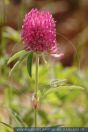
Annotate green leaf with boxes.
[9,61,20,76]
[42,85,84,98]
[66,85,84,90]
[11,111,27,127]
[27,52,33,77]
[0,122,13,132]
[8,50,27,64]
[49,79,67,88]
[9,51,28,76]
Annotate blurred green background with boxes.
[0,0,88,131]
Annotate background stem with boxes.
[35,54,39,127]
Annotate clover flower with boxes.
[21,8,63,58]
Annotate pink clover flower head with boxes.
[21,8,64,58]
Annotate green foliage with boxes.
[2,27,21,42]
[8,50,28,64]
[0,26,88,128]
[27,53,33,77]
[8,50,29,76]
[0,122,13,132]
[1,61,87,127]
[11,111,27,127]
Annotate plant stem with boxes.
[35,54,39,127]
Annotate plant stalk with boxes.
[35,54,39,127]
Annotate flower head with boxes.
[21,8,63,58]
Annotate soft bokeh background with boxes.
[0,0,88,130]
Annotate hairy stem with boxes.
[35,54,39,127]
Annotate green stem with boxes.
[35,54,39,127]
